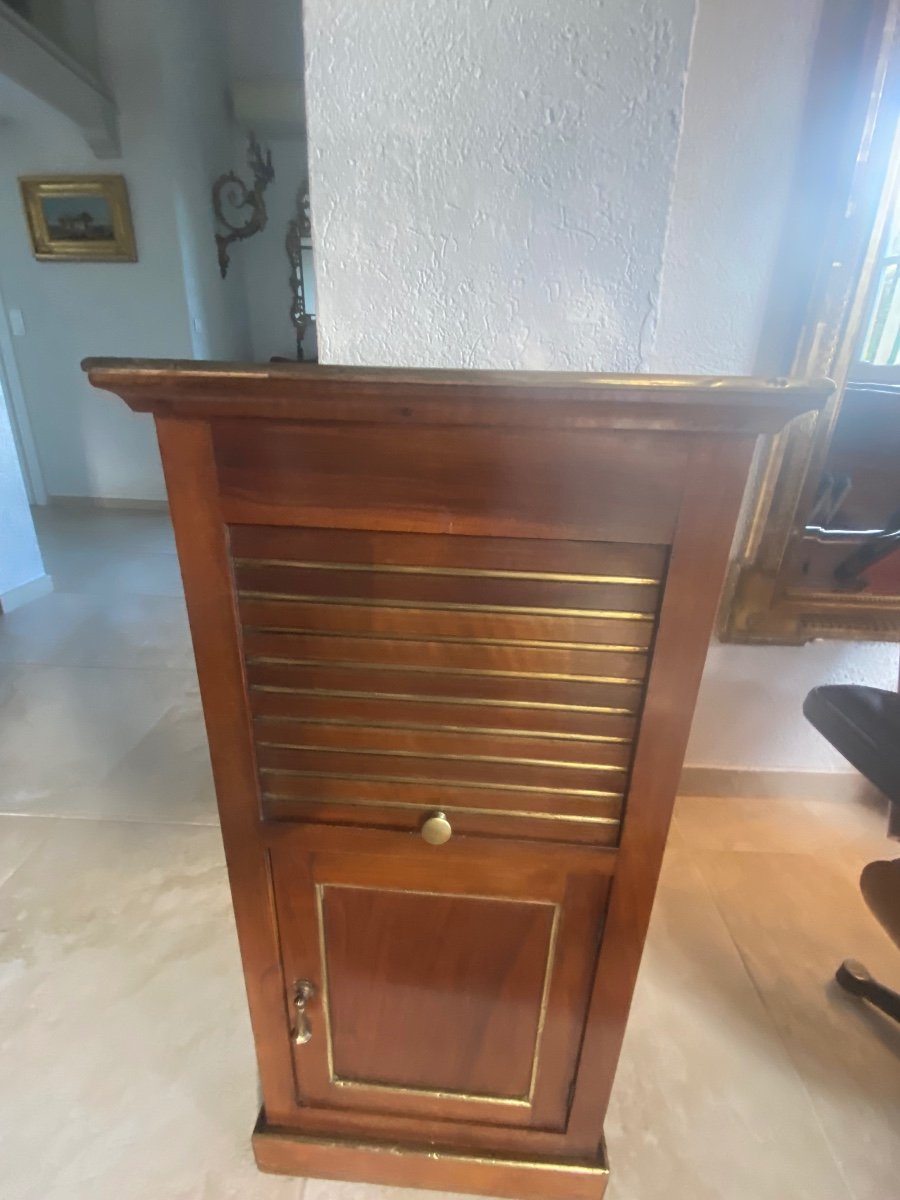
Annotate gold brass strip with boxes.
[260,767,623,800]
[247,656,644,686]
[255,1131,610,1176]
[321,881,564,905]
[235,556,661,587]
[315,882,561,1106]
[246,625,650,654]
[527,905,560,1102]
[238,591,656,622]
[330,1076,530,1106]
[315,884,337,1088]
[254,714,632,745]
[256,739,628,773]
[266,792,621,825]
[265,793,621,825]
[251,683,635,715]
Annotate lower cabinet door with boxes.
[268,828,613,1131]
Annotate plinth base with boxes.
[252,1112,609,1200]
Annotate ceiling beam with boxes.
[0,5,119,158]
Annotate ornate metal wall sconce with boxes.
[212,132,274,279]
[286,186,316,360]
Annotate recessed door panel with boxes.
[321,886,556,1099]
[268,830,612,1130]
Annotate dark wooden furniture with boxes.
[84,361,830,1200]
[805,680,900,1022]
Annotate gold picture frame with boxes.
[19,174,137,263]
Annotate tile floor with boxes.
[2,506,899,1200]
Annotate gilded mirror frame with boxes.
[721,0,900,644]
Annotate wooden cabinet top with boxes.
[83,359,832,434]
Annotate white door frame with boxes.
[0,281,47,505]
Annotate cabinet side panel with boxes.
[153,416,296,1122]
[566,435,757,1148]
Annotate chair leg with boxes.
[835,959,900,1024]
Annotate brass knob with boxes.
[421,811,452,845]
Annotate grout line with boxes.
[0,659,199,675]
[0,809,220,829]
[0,815,62,894]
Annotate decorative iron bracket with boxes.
[212,132,274,279]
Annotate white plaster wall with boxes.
[0,0,250,500]
[156,0,252,362]
[28,0,102,75]
[238,133,315,362]
[223,0,312,361]
[224,0,307,80]
[304,0,696,370]
[651,0,900,772]
[653,0,823,374]
[0,73,182,500]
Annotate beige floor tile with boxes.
[604,846,850,1200]
[693,848,900,1200]
[0,661,20,706]
[0,592,97,665]
[44,545,184,597]
[0,589,192,668]
[303,1182,477,1200]
[0,664,198,808]
[32,508,181,598]
[19,699,218,826]
[0,817,303,1200]
[661,807,685,847]
[32,506,176,558]
[0,814,59,891]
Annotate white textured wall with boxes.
[303,0,900,779]
[304,0,696,370]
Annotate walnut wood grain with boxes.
[228,524,667,578]
[320,888,554,1097]
[215,423,686,542]
[249,686,640,741]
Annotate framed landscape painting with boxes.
[19,175,137,262]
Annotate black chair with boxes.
[804,684,900,1024]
